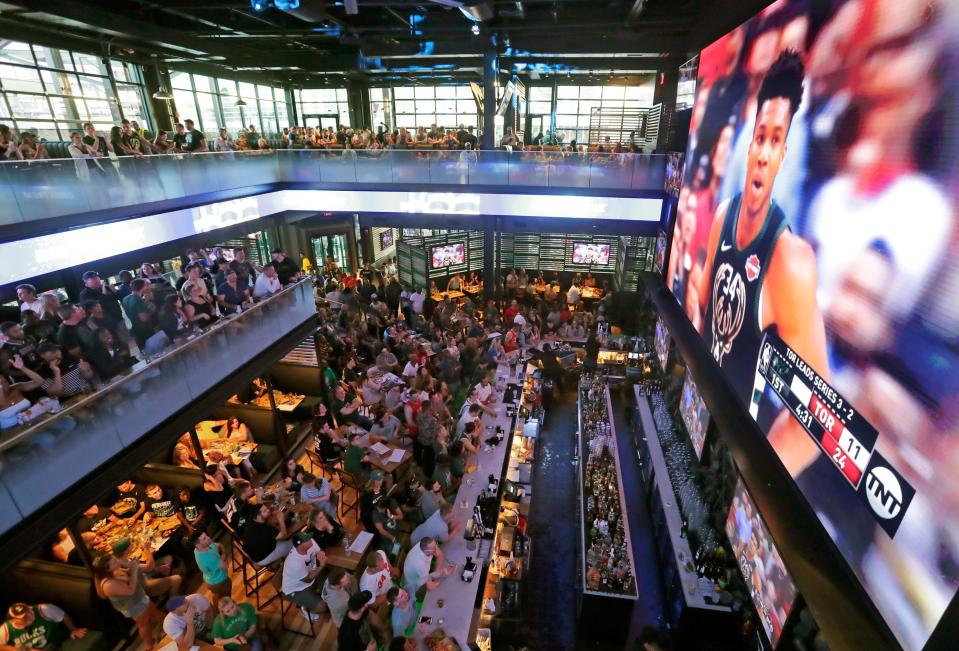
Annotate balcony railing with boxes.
[0,278,317,536]
[0,149,667,226]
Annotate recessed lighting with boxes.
[471,24,480,35]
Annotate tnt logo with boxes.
[858,453,915,538]
[865,466,902,519]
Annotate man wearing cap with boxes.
[337,591,375,651]
[271,249,299,286]
[162,594,213,651]
[0,602,87,650]
[402,537,453,597]
[280,532,329,621]
[78,271,125,335]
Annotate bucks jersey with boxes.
[703,192,788,404]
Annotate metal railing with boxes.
[0,278,316,535]
[0,149,667,226]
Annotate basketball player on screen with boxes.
[693,51,827,477]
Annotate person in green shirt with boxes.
[121,279,156,347]
[211,598,262,651]
[192,531,231,609]
[343,430,372,481]
[0,603,87,650]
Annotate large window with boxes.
[294,88,349,128]
[553,82,654,144]
[676,55,699,110]
[0,40,151,141]
[371,86,478,131]
[171,70,289,137]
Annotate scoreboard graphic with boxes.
[751,331,916,538]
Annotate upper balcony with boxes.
[0,149,668,232]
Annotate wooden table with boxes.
[581,287,604,300]
[366,442,412,475]
[462,284,482,295]
[431,290,465,302]
[201,438,257,465]
[250,390,305,412]
[322,524,374,572]
[88,514,181,560]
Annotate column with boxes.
[482,48,498,150]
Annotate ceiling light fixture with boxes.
[471,24,480,35]
[235,97,248,106]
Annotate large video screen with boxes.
[654,318,670,372]
[726,478,798,648]
[664,151,684,196]
[430,242,465,268]
[679,369,709,459]
[572,242,610,265]
[669,1,959,648]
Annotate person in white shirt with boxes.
[567,284,581,304]
[16,284,44,315]
[358,550,396,607]
[162,594,213,651]
[281,532,328,621]
[401,353,420,379]
[473,375,495,406]
[410,288,426,315]
[252,263,282,298]
[402,537,452,595]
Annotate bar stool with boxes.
[334,467,362,521]
[305,448,342,482]
[270,567,318,637]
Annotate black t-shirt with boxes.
[56,323,86,353]
[1,337,41,370]
[274,257,298,285]
[242,520,279,561]
[111,483,146,519]
[82,135,108,155]
[217,281,248,309]
[177,490,205,526]
[77,507,110,534]
[173,132,188,150]
[79,286,124,325]
[111,137,130,156]
[337,614,368,651]
[146,489,177,519]
[183,129,205,152]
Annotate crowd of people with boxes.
[0,246,303,431]
[1,116,656,165]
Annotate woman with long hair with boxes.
[92,554,164,648]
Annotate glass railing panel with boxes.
[0,485,21,533]
[5,158,97,222]
[0,279,316,534]
[547,153,590,188]
[1,387,128,519]
[317,151,358,183]
[354,150,394,183]
[276,149,322,183]
[427,150,469,185]
[466,150,508,185]
[0,152,667,229]
[508,153,549,187]
[631,154,666,191]
[390,150,431,184]
[587,154,635,189]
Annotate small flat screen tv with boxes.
[430,242,465,268]
[379,230,394,249]
[726,478,798,649]
[679,369,709,459]
[571,242,610,266]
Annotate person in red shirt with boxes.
[503,300,520,327]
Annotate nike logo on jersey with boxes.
[720,241,733,252]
